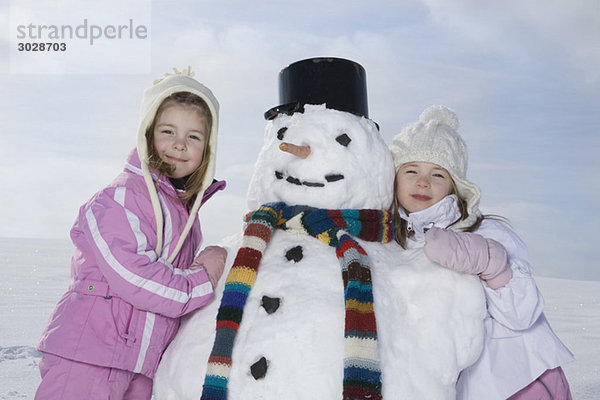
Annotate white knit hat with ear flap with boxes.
[137,68,220,262]
[390,105,481,230]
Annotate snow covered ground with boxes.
[1,237,598,399]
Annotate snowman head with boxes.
[247,104,394,210]
[248,58,394,210]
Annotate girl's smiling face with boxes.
[153,104,208,179]
[396,161,453,213]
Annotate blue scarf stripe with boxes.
[340,209,360,220]
[340,210,362,236]
[210,328,238,358]
[202,386,227,399]
[279,204,310,219]
[346,329,378,339]
[223,282,252,295]
[303,210,337,235]
[344,366,382,383]
[204,375,228,388]
[219,290,251,308]
[345,283,374,303]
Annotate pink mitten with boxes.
[190,245,227,288]
[424,227,512,289]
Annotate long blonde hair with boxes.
[145,91,212,203]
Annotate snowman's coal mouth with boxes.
[275,171,344,187]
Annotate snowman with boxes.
[154,58,486,400]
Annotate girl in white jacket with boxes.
[389,105,574,399]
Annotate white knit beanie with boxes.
[390,105,481,229]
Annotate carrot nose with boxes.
[279,142,311,159]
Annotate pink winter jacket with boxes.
[38,149,225,378]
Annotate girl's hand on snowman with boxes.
[190,245,227,288]
[424,227,512,289]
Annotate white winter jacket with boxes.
[400,195,574,399]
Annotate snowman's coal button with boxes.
[261,295,280,314]
[285,246,303,262]
[250,356,268,380]
[275,171,284,180]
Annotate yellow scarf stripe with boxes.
[346,298,375,313]
[225,266,257,285]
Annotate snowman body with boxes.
[154,105,486,399]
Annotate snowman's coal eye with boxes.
[277,127,287,140]
[336,133,351,147]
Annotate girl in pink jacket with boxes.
[36,69,227,400]
[390,105,573,399]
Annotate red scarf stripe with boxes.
[358,210,381,241]
[231,248,264,272]
[243,222,273,242]
[327,209,347,228]
[208,355,232,366]
[216,320,239,330]
[343,386,382,399]
[336,238,368,258]
[346,309,377,332]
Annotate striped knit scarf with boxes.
[201,202,393,400]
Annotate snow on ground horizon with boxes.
[1,237,598,399]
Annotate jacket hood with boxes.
[137,71,220,262]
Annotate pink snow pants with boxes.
[35,353,153,400]
[508,367,572,400]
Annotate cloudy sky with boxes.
[1,0,598,280]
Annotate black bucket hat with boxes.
[264,57,370,121]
